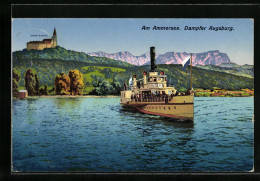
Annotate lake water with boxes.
[12,97,254,172]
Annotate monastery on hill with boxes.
[27,28,57,50]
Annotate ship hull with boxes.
[121,102,194,121]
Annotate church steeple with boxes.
[52,28,57,47]
[53,28,56,36]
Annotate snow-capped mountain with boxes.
[87,50,231,66]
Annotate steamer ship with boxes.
[120,47,194,121]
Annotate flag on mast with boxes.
[182,56,191,70]
[129,76,133,87]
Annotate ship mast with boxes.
[190,53,193,90]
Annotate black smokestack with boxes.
[150,46,157,72]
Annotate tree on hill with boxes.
[39,85,48,95]
[101,68,113,79]
[92,75,105,87]
[69,69,84,95]
[25,69,39,96]
[12,68,21,97]
[111,79,122,95]
[54,73,70,95]
[87,66,95,73]
[95,80,115,95]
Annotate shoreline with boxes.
[20,95,254,98]
[30,95,120,98]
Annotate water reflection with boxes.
[24,98,40,125]
[52,97,85,122]
[54,97,83,110]
[119,104,196,166]
[26,98,39,111]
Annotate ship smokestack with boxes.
[150,47,157,72]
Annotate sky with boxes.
[12,18,254,65]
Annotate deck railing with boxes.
[129,91,192,103]
[130,95,172,103]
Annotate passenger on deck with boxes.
[136,94,139,102]
[185,89,191,95]
[134,94,137,102]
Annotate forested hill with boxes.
[196,63,254,78]
[12,46,133,67]
[13,58,254,95]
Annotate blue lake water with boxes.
[12,97,254,172]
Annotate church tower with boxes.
[52,28,57,47]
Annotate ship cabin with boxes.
[120,70,177,104]
[132,71,177,96]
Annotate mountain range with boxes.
[12,46,253,93]
[88,50,231,66]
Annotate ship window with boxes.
[154,78,157,82]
